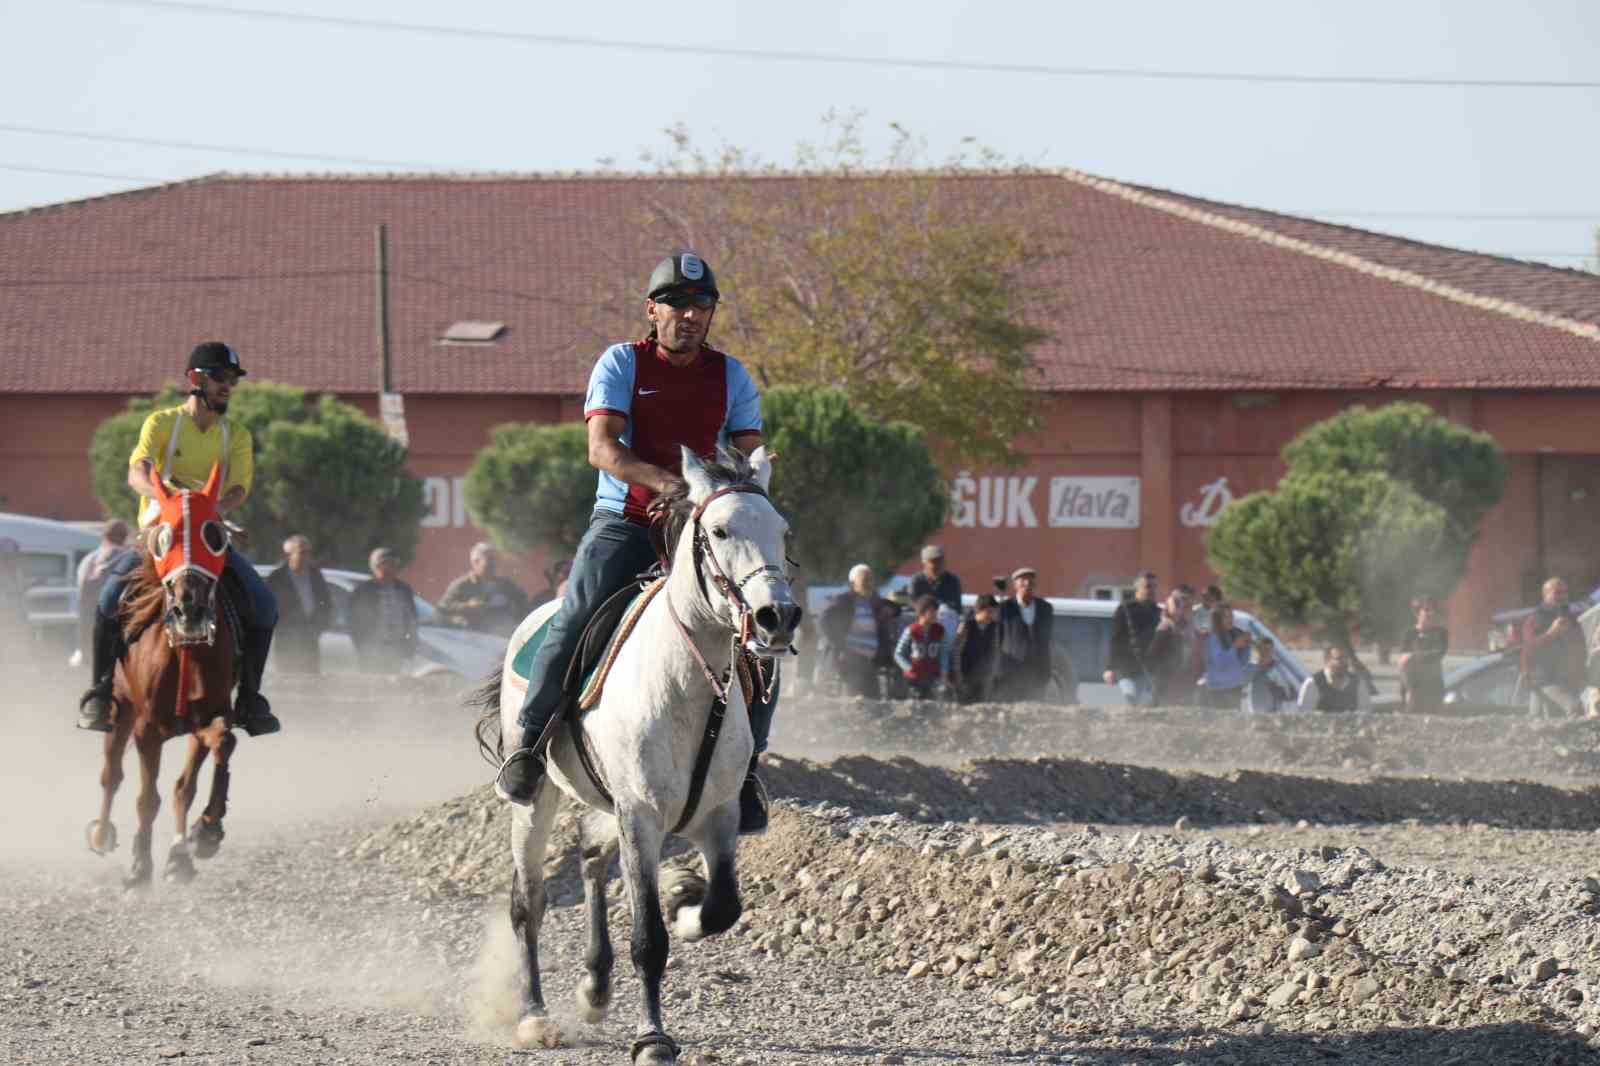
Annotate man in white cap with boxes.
[908,544,962,615]
[996,566,1056,701]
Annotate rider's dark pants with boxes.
[98,547,277,628]
[515,511,658,737]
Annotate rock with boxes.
[1174,816,1190,832]
[1267,981,1302,1008]
[1194,863,1218,884]
[156,1049,184,1060]
[1565,987,1585,1005]
[1226,995,1262,1021]
[955,838,982,859]
[1285,870,1322,895]
[1287,937,1322,963]
[1531,958,1560,984]
[907,960,930,978]
[865,1016,891,1030]
[1008,994,1039,1012]
[1348,977,1381,1005]
[954,943,982,964]
[1261,885,1302,916]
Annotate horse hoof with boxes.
[164,851,196,884]
[575,977,610,1023]
[514,1013,564,1049]
[189,819,225,860]
[85,819,118,856]
[630,1032,679,1065]
[660,866,706,915]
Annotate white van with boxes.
[0,513,104,647]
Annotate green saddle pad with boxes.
[511,607,558,682]
[509,580,649,695]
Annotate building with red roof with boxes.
[3,170,1597,643]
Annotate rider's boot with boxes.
[495,701,558,805]
[234,624,282,737]
[738,754,769,835]
[76,612,124,732]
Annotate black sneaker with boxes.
[236,694,282,737]
[737,768,769,835]
[495,748,545,804]
[77,689,113,733]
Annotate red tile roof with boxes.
[2,171,1596,395]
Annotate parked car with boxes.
[1,512,104,652]
[257,565,505,683]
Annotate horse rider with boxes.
[77,341,282,738]
[496,252,777,833]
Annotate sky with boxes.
[2,0,1597,271]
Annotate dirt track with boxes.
[7,666,1600,1065]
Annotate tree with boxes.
[761,384,947,583]
[89,383,426,569]
[463,423,594,558]
[1281,402,1506,539]
[1208,471,1459,652]
[463,385,947,584]
[597,113,1066,466]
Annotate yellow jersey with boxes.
[129,405,254,526]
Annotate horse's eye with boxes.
[712,527,729,539]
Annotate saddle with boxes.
[569,576,666,711]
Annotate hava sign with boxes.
[950,473,1141,529]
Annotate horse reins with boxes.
[658,482,790,834]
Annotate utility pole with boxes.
[375,223,407,446]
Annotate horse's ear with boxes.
[149,471,172,505]
[746,445,773,492]
[201,462,223,501]
[680,446,715,502]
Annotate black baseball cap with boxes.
[187,341,247,377]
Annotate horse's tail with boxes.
[468,665,505,767]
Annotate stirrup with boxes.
[494,747,546,805]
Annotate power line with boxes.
[98,0,1600,90]
[0,122,431,167]
[0,162,166,181]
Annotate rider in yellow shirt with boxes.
[78,342,282,737]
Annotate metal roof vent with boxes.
[439,320,507,345]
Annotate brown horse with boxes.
[86,465,240,887]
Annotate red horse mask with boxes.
[146,463,229,584]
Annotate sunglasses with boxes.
[653,290,717,310]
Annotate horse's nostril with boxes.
[786,604,804,629]
[754,605,780,632]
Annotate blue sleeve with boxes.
[585,344,635,420]
[893,628,913,674]
[724,356,762,435]
[938,632,952,678]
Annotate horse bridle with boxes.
[665,482,793,702]
[160,569,221,648]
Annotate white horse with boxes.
[474,446,800,1065]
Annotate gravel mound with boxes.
[341,749,1600,1062]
